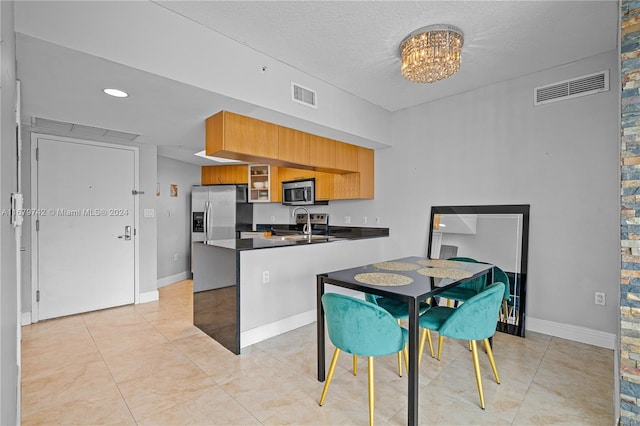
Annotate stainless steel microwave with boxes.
[282,178,315,206]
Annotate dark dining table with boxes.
[316,256,494,426]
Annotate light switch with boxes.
[144,208,155,218]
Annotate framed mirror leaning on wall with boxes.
[427,205,530,337]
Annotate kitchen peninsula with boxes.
[192,226,389,354]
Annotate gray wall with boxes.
[156,156,200,282]
[0,1,18,423]
[381,50,619,334]
[136,144,158,296]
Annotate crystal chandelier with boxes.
[400,24,464,84]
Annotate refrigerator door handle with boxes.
[203,201,209,240]
[205,201,213,240]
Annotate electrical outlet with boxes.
[344,216,351,224]
[362,216,368,224]
[375,217,381,225]
[262,271,270,283]
[595,292,606,306]
[271,215,275,222]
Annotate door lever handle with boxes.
[118,226,132,240]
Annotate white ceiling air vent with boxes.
[31,117,139,142]
[292,82,317,108]
[534,70,609,106]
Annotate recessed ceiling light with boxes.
[103,88,129,98]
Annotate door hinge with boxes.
[36,219,39,231]
[36,290,40,302]
[134,228,137,236]
[35,147,39,161]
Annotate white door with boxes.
[34,135,136,320]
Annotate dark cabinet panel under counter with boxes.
[192,242,240,354]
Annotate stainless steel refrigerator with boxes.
[191,185,253,243]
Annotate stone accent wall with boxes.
[622,1,640,424]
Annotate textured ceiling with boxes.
[15,1,620,165]
[156,1,619,111]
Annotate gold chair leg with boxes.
[403,345,409,373]
[502,300,508,322]
[437,335,443,361]
[418,329,435,366]
[319,348,340,406]
[368,356,375,426]
[484,338,500,384]
[418,329,426,366]
[427,330,434,358]
[470,340,485,409]
[396,319,403,377]
[353,355,358,376]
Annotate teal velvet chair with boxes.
[429,262,511,357]
[357,294,431,376]
[438,257,512,323]
[320,293,408,426]
[436,257,486,304]
[417,282,505,409]
[491,266,512,322]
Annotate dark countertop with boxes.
[197,224,389,251]
[256,223,389,239]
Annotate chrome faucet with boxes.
[292,207,311,236]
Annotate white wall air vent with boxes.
[534,70,609,106]
[292,83,317,108]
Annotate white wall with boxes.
[0,1,18,423]
[156,156,200,284]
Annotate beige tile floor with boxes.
[21,280,615,425]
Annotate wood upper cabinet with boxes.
[357,147,374,199]
[202,111,374,200]
[270,166,281,202]
[278,167,315,183]
[278,127,309,164]
[314,171,334,201]
[335,141,359,173]
[333,147,374,200]
[201,165,248,185]
[309,135,336,169]
[206,111,278,161]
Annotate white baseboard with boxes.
[21,312,31,326]
[526,316,616,349]
[139,290,159,304]
[241,309,316,349]
[157,271,191,288]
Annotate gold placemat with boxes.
[417,268,473,279]
[417,259,463,268]
[354,272,414,286]
[372,261,420,271]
